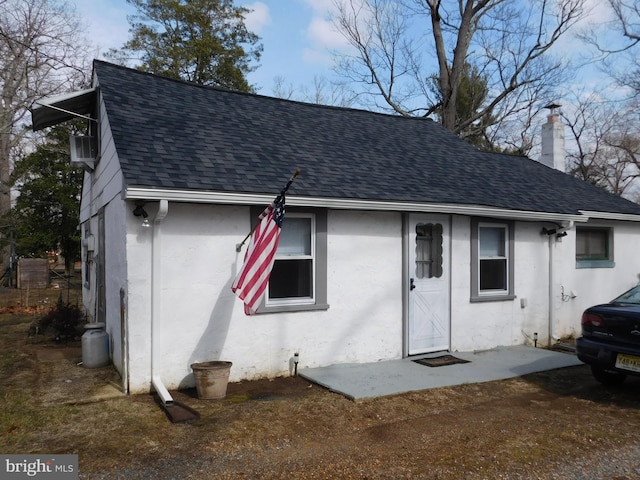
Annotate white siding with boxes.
[79,87,128,378]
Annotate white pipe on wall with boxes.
[548,233,555,347]
[150,200,171,405]
[549,220,574,347]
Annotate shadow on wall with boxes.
[179,259,240,389]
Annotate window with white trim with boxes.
[471,219,515,301]
[253,207,328,313]
[268,214,315,304]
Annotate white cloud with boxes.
[302,47,335,68]
[582,0,615,26]
[307,16,348,49]
[243,2,271,33]
[304,0,339,15]
[73,0,134,56]
[301,0,353,68]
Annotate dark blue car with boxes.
[576,284,640,385]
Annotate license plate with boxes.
[615,353,640,373]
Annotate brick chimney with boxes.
[540,103,565,171]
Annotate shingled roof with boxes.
[93,60,640,217]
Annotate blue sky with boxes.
[71,0,620,103]
[72,0,345,95]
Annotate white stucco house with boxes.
[32,61,640,396]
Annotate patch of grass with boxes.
[0,390,65,451]
[0,350,23,377]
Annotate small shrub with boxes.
[29,296,85,342]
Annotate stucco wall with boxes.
[449,218,551,351]
[449,218,640,352]
[119,205,640,393]
[555,221,640,339]
[125,204,403,393]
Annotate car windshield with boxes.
[612,285,640,304]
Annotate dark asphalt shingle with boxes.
[94,60,640,216]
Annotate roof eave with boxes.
[124,186,589,223]
[578,210,640,222]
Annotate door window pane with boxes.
[415,223,443,279]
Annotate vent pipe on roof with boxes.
[540,103,566,171]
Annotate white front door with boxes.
[407,214,450,355]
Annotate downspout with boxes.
[548,221,574,347]
[548,233,556,348]
[150,200,172,405]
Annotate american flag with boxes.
[232,194,286,315]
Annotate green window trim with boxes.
[575,227,614,268]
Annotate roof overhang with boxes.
[31,88,97,131]
[124,186,593,224]
[578,210,640,222]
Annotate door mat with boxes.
[413,355,471,367]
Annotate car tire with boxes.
[591,366,627,386]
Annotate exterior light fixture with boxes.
[133,202,150,228]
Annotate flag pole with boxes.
[235,168,301,252]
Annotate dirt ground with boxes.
[2,293,640,479]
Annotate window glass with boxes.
[480,259,507,290]
[576,228,608,260]
[269,259,313,298]
[479,227,505,257]
[277,218,311,256]
[479,225,507,292]
[268,214,315,303]
[471,220,513,300]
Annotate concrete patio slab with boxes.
[299,345,583,401]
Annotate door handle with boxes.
[410,278,416,291]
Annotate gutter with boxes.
[125,187,590,224]
[150,200,172,405]
[578,210,640,222]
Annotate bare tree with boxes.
[271,75,356,107]
[0,0,89,269]
[271,76,296,100]
[0,0,89,215]
[604,0,640,95]
[564,92,640,198]
[299,76,356,107]
[579,1,640,98]
[331,0,586,147]
[607,0,640,45]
